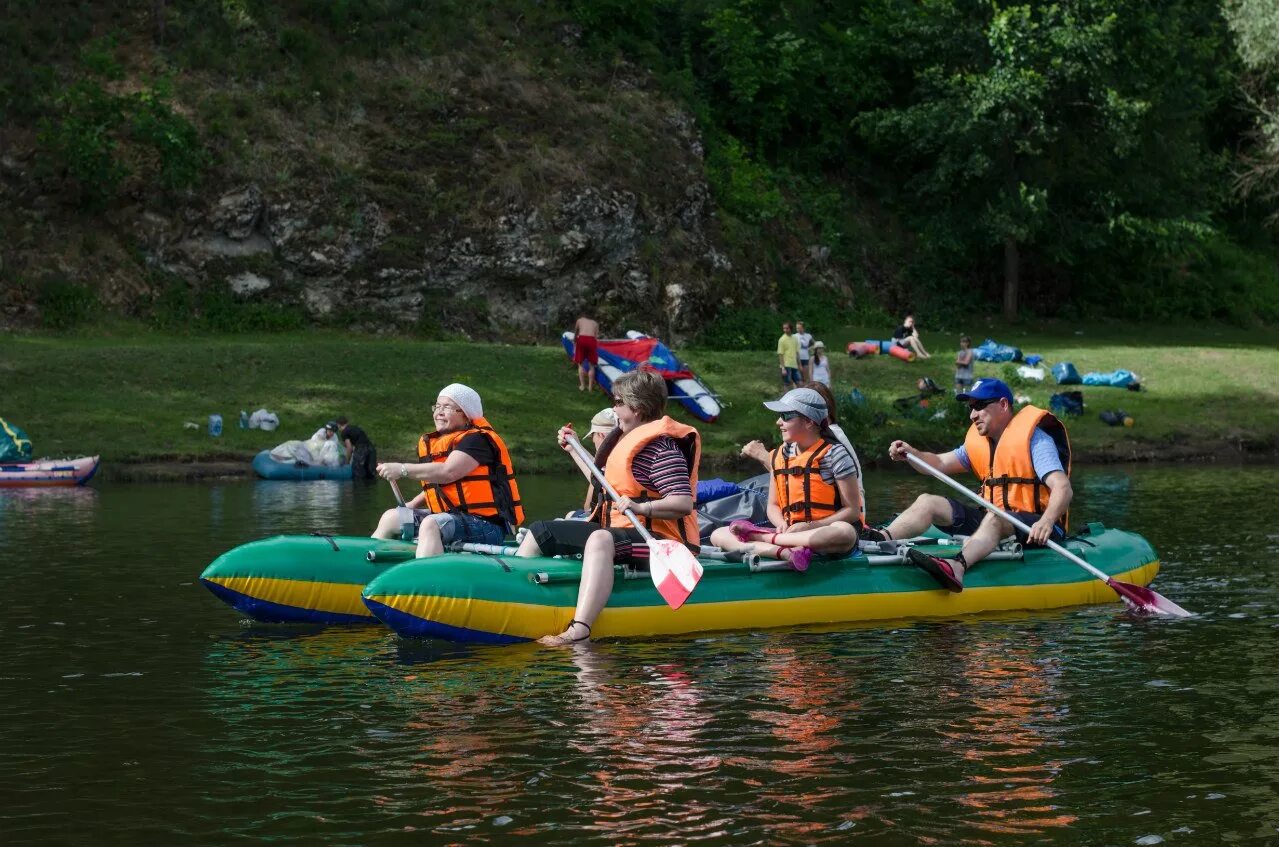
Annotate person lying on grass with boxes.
[709,388,860,572]
[516,368,700,646]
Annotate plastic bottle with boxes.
[239,410,248,429]
[208,414,223,437]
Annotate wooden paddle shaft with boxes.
[904,452,1112,584]
[564,434,660,547]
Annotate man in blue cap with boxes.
[866,378,1073,592]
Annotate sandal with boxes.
[538,619,592,646]
[906,549,964,592]
[785,546,813,573]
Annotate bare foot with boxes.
[538,620,592,646]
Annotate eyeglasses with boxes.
[968,398,998,412]
[612,398,628,408]
[778,411,803,421]
[432,403,463,414]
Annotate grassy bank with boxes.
[3,321,1278,477]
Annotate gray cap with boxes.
[763,388,828,423]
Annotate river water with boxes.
[1,465,1277,845]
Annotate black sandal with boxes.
[539,619,592,646]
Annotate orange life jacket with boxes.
[591,416,700,547]
[771,438,843,526]
[417,417,524,529]
[963,405,1071,529]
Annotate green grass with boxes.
[2,320,1278,473]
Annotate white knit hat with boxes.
[589,408,618,435]
[439,383,483,421]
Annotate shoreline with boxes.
[100,439,1279,482]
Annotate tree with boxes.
[1223,0,1279,225]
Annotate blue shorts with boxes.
[783,367,801,384]
[942,498,1066,545]
[412,510,507,545]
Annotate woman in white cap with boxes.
[517,368,700,645]
[809,340,831,387]
[709,387,860,571]
[372,383,524,558]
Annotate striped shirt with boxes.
[631,436,693,497]
[778,439,856,483]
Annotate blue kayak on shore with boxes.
[251,450,353,481]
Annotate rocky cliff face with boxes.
[3,94,748,342]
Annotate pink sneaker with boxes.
[786,546,813,573]
[906,549,963,592]
[729,520,773,542]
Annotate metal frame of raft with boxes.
[200,524,1160,642]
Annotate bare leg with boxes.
[540,530,615,645]
[709,526,751,553]
[952,512,1006,578]
[371,508,401,540]
[516,531,543,558]
[882,493,954,542]
[415,519,445,558]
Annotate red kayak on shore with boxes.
[0,455,100,487]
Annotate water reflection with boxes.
[248,480,349,535]
[0,485,99,527]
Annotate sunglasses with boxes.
[967,398,998,412]
[778,411,804,422]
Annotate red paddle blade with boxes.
[648,539,704,610]
[1108,579,1193,618]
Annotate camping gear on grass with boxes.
[1053,362,1082,384]
[0,455,100,488]
[1100,410,1135,427]
[202,525,1164,640]
[973,339,1023,363]
[1050,391,1085,417]
[1082,369,1140,388]
[1016,365,1046,381]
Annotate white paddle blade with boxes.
[648,539,703,610]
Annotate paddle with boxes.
[904,453,1192,617]
[387,478,417,542]
[563,432,703,610]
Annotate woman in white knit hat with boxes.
[373,383,523,557]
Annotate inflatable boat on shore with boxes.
[0,455,100,487]
[201,525,1160,641]
[251,450,353,481]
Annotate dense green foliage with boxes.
[569,0,1279,330]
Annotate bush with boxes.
[37,277,99,329]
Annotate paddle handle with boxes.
[904,452,1112,584]
[564,433,660,547]
[388,478,407,507]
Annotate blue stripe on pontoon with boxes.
[362,598,529,644]
[200,579,373,625]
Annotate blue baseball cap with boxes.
[956,378,1014,405]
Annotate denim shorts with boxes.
[943,498,1066,545]
[413,510,507,545]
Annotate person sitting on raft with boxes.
[372,383,523,558]
[709,388,860,571]
[564,407,619,518]
[869,377,1072,592]
[517,368,700,646]
[739,382,867,532]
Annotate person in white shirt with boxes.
[810,340,830,387]
[794,320,814,381]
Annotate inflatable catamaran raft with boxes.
[200,524,1160,642]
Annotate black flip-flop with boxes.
[907,549,964,593]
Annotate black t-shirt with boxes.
[892,324,911,340]
[453,432,497,467]
[342,424,372,449]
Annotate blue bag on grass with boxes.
[1050,391,1085,417]
[1052,362,1082,385]
[973,339,1023,363]
[1082,369,1138,388]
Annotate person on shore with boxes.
[573,314,601,392]
[710,388,860,571]
[372,384,523,558]
[335,416,377,480]
[739,382,865,528]
[892,314,931,359]
[867,378,1072,592]
[795,321,814,381]
[810,340,831,387]
[954,335,974,394]
[777,322,801,389]
[517,368,700,646]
